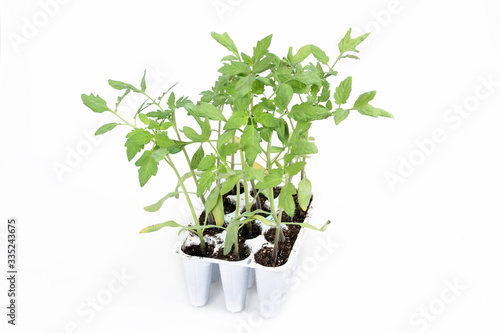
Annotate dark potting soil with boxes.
[254,241,294,267]
[214,244,251,262]
[182,242,215,258]
[255,190,314,267]
[238,220,262,240]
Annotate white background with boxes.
[1,0,500,332]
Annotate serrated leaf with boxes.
[285,161,307,177]
[183,126,204,142]
[154,132,174,148]
[290,139,318,156]
[218,62,251,75]
[205,186,220,213]
[82,94,111,113]
[289,102,330,122]
[333,108,350,125]
[220,143,242,156]
[211,32,239,59]
[310,45,329,64]
[139,113,150,125]
[255,169,283,190]
[186,102,226,121]
[151,148,169,162]
[275,83,293,110]
[135,151,159,187]
[95,123,119,135]
[108,79,140,92]
[253,106,278,128]
[253,56,274,73]
[279,183,297,217]
[355,104,394,119]
[235,75,256,97]
[217,130,236,150]
[224,111,248,130]
[241,125,262,165]
[221,175,240,195]
[298,177,312,211]
[291,45,311,63]
[139,220,182,233]
[197,171,216,196]
[125,129,152,161]
[338,28,370,54]
[144,192,180,212]
[190,146,204,169]
[253,34,273,61]
[354,91,377,108]
[197,155,216,171]
[334,76,352,105]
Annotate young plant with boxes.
[205,29,393,266]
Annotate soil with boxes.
[238,220,262,240]
[183,186,314,268]
[254,241,294,267]
[215,244,251,262]
[182,242,215,258]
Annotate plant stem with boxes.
[165,155,206,254]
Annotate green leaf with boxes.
[212,194,225,226]
[144,192,180,212]
[253,106,278,128]
[221,55,239,62]
[135,151,159,187]
[285,161,307,177]
[255,169,283,190]
[151,148,169,162]
[310,45,329,64]
[319,81,331,103]
[217,130,236,150]
[298,176,312,211]
[334,76,352,105]
[241,52,253,65]
[241,125,262,165]
[355,104,394,118]
[289,102,330,122]
[353,91,377,108]
[253,57,274,73]
[197,155,216,171]
[276,119,290,145]
[160,122,172,131]
[139,220,182,233]
[244,164,265,182]
[125,129,152,161]
[95,123,119,135]
[82,94,111,113]
[333,108,350,125]
[291,45,311,63]
[224,222,239,255]
[167,92,176,108]
[205,186,220,213]
[253,34,273,61]
[288,71,322,86]
[224,111,248,130]
[183,126,205,142]
[235,75,256,97]
[290,139,318,156]
[220,143,242,156]
[108,79,140,92]
[338,28,370,54]
[252,215,276,227]
[140,70,147,92]
[275,83,293,110]
[211,32,239,59]
[190,146,204,169]
[154,132,174,148]
[283,220,330,232]
[218,62,251,75]
[197,171,216,196]
[139,113,150,125]
[221,175,240,195]
[187,102,226,121]
[279,183,297,217]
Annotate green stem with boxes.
[165,155,206,254]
